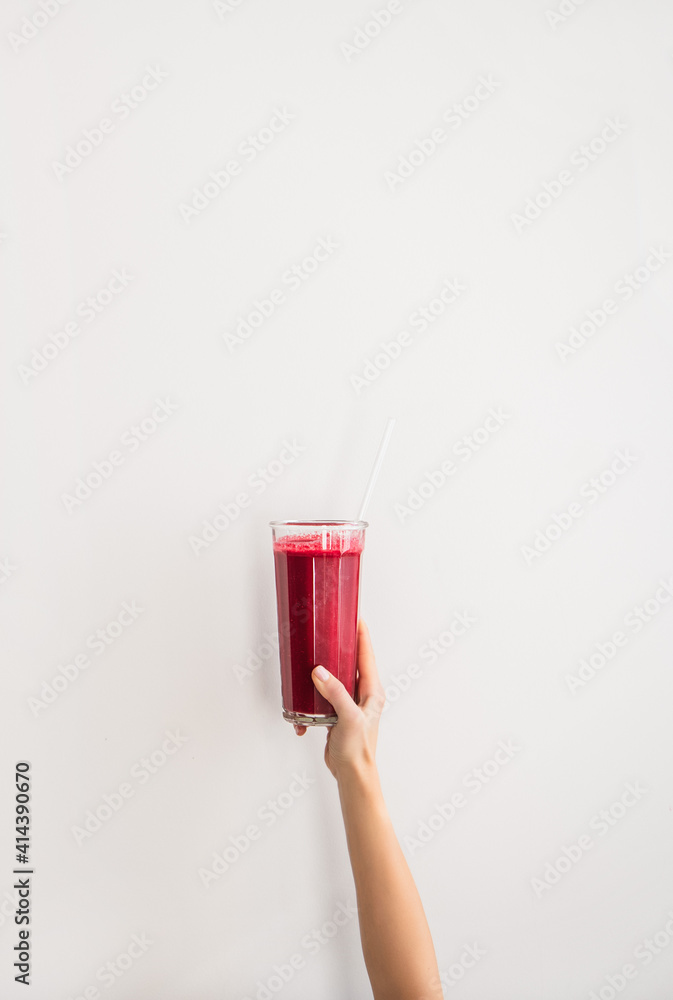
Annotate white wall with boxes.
[2,1,673,997]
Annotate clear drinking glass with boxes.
[270,520,367,725]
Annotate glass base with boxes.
[283,709,337,726]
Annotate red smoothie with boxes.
[272,527,364,722]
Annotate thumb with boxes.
[311,665,359,721]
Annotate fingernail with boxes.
[314,665,329,681]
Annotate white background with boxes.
[2,0,673,997]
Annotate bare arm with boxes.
[295,621,442,1000]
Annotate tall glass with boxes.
[270,520,367,725]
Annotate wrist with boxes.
[336,756,381,794]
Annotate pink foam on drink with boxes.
[273,530,364,555]
[273,530,364,717]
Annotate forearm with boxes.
[337,762,442,1000]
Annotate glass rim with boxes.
[269,519,368,528]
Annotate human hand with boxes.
[293,619,386,781]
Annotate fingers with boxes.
[294,724,307,736]
[311,665,360,723]
[354,619,386,712]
